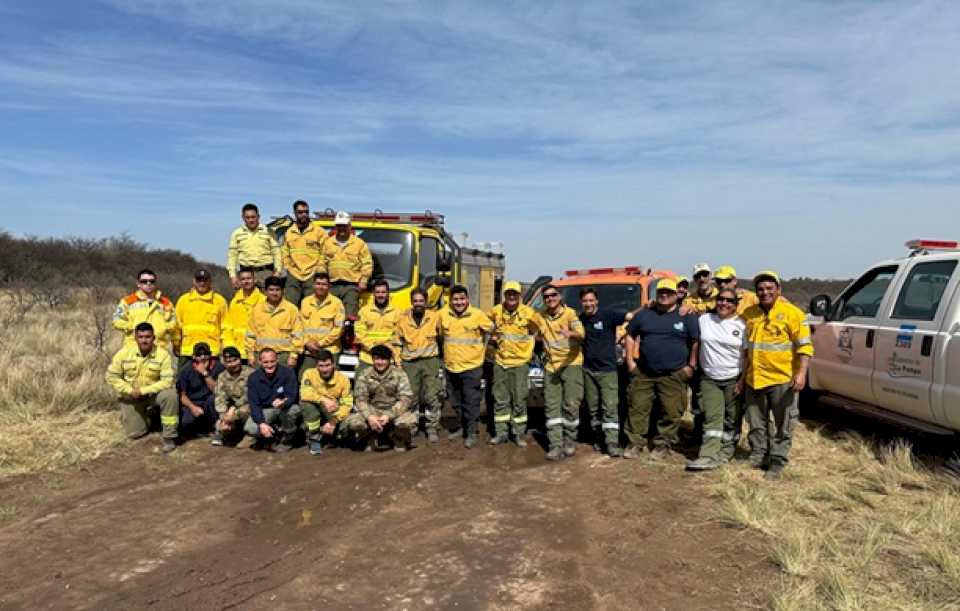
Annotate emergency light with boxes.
[565,266,643,276]
[905,239,959,252]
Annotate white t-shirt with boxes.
[698,313,746,380]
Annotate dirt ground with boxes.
[0,429,777,611]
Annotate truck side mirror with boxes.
[437,251,452,273]
[809,294,832,318]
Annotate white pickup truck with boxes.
[807,239,960,438]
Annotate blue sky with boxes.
[2,1,960,281]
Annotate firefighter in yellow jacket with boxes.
[299,272,345,373]
[174,269,228,369]
[321,211,373,317]
[354,279,400,369]
[222,268,264,360]
[300,349,353,456]
[113,268,177,353]
[282,200,327,306]
[538,284,586,461]
[227,202,283,288]
[742,271,813,480]
[394,288,443,443]
[684,263,718,314]
[439,284,494,448]
[488,281,540,447]
[713,265,759,315]
[105,322,179,453]
[245,275,303,369]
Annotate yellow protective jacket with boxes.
[684,287,719,315]
[112,290,177,352]
[300,293,345,355]
[489,303,540,368]
[227,224,282,279]
[538,305,585,372]
[394,308,440,361]
[735,288,759,316]
[439,306,494,373]
[105,344,175,398]
[355,303,401,364]
[742,298,814,390]
[321,234,373,284]
[245,299,304,357]
[300,369,353,425]
[281,222,327,281]
[222,288,264,359]
[175,290,229,356]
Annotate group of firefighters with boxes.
[105,201,813,480]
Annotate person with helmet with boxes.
[320,210,373,318]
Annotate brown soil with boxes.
[0,436,776,611]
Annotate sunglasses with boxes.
[717,297,738,305]
[543,293,560,299]
[138,278,156,284]
[715,278,732,284]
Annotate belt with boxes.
[331,280,359,287]
[250,264,275,272]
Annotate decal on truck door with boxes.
[895,324,917,349]
[837,327,854,360]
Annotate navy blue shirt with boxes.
[627,307,700,375]
[247,365,300,424]
[580,309,627,372]
[176,360,225,404]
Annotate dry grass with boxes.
[0,290,127,477]
[713,422,960,610]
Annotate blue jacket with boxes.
[247,365,299,424]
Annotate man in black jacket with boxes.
[243,348,301,452]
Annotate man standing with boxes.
[713,265,759,315]
[578,287,626,458]
[538,285,586,461]
[243,348,301,452]
[176,342,225,438]
[684,263,718,314]
[174,269,228,369]
[282,200,326,306]
[321,211,373,318]
[105,322,179,453]
[300,349,353,456]
[113,269,177,353]
[395,288,443,444]
[222,267,264,362]
[741,271,813,480]
[439,285,494,448]
[624,279,700,460]
[212,346,254,446]
[245,276,303,369]
[227,203,283,288]
[487,281,539,447]
[346,345,416,451]
[354,279,400,371]
[299,272,345,373]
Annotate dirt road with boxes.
[0,436,775,610]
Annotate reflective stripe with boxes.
[365,331,393,340]
[545,339,572,350]
[245,331,257,339]
[512,415,528,424]
[795,338,813,346]
[258,337,292,347]
[601,422,620,431]
[722,432,738,441]
[328,261,354,270]
[546,417,563,427]
[445,337,484,346]
[305,419,322,432]
[500,333,536,342]
[305,327,335,334]
[748,341,792,352]
[563,418,580,428]
[160,415,178,426]
[494,414,511,422]
[402,346,439,359]
[703,430,724,439]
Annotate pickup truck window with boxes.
[891,260,958,321]
[832,265,898,320]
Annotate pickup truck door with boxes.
[811,265,899,404]
[872,258,959,424]
[942,290,960,429]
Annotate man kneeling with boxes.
[301,349,353,456]
[212,347,253,446]
[244,348,301,452]
[346,345,416,451]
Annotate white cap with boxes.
[334,210,351,225]
[692,263,711,276]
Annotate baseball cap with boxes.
[714,265,737,280]
[753,270,781,286]
[194,268,212,280]
[692,263,711,276]
[676,275,690,285]
[222,346,242,360]
[334,210,352,225]
[503,280,522,295]
[656,278,678,293]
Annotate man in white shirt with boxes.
[687,288,747,471]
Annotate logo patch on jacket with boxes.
[593,321,604,330]
[673,322,685,331]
